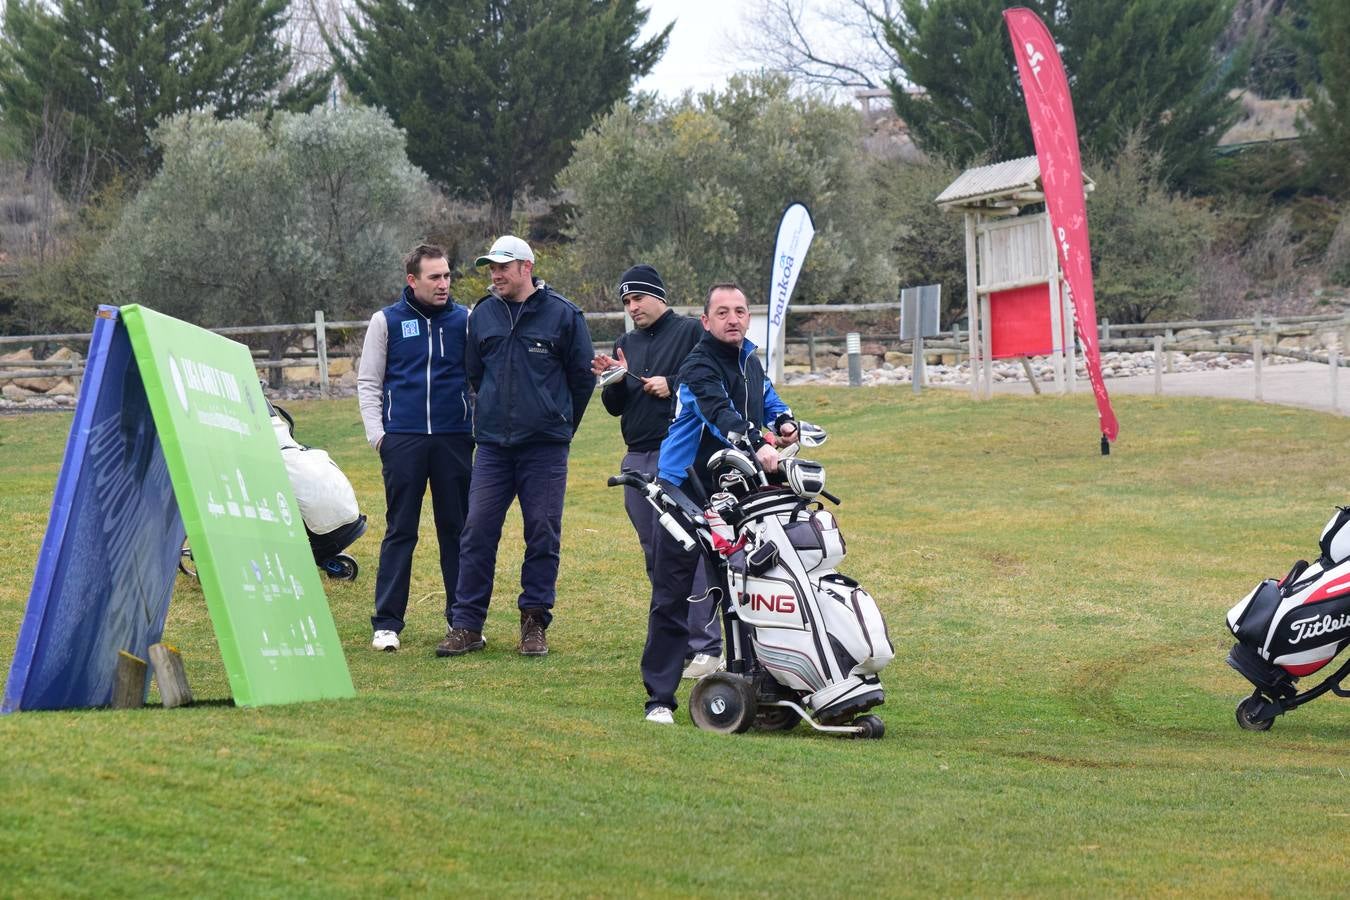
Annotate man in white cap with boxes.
[438,235,596,658]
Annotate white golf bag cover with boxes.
[727,495,893,714]
[271,416,360,535]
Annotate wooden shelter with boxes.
[936,156,1094,398]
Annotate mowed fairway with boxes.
[3,386,1349,896]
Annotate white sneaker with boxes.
[372,630,400,652]
[682,653,724,679]
[645,706,675,725]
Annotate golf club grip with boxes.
[820,489,841,505]
[658,512,695,551]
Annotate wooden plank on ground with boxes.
[148,643,193,709]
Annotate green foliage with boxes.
[872,159,968,327]
[329,0,670,230]
[1086,134,1216,322]
[0,0,302,188]
[884,0,1242,187]
[1242,0,1318,98]
[99,106,434,328]
[1299,0,1350,194]
[558,74,897,310]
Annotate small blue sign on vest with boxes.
[3,307,183,712]
[401,320,420,339]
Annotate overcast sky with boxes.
[634,0,754,99]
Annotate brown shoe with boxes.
[518,611,548,656]
[436,627,485,657]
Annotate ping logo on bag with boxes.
[402,320,420,339]
[749,593,796,614]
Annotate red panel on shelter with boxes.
[989,283,1053,359]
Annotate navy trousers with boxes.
[641,523,705,712]
[451,442,570,633]
[621,449,719,656]
[372,432,474,633]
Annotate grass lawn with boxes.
[3,386,1350,897]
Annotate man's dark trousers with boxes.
[622,449,719,657]
[452,442,570,632]
[372,432,474,633]
[641,524,702,712]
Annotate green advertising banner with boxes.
[121,305,354,706]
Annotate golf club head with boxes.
[598,365,627,387]
[797,421,828,448]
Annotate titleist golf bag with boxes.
[610,426,894,737]
[1226,507,1350,730]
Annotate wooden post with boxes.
[1164,328,1175,374]
[964,213,980,399]
[148,643,193,709]
[1154,335,1164,395]
[807,334,816,373]
[315,310,329,397]
[980,293,994,400]
[1253,338,1264,402]
[1332,347,1341,413]
[111,650,147,709]
[912,334,925,395]
[1018,357,1041,394]
[953,324,963,367]
[1099,317,1109,343]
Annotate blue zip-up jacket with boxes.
[357,287,471,449]
[467,278,596,447]
[657,333,791,488]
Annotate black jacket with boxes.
[600,309,704,451]
[467,279,596,447]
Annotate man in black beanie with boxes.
[590,265,723,698]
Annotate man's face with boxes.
[489,260,534,301]
[623,292,665,329]
[702,288,750,346]
[407,256,451,307]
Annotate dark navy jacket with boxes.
[467,279,596,447]
[600,309,704,452]
[657,333,791,488]
[363,287,472,441]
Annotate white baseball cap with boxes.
[474,235,534,267]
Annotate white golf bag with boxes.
[610,425,893,737]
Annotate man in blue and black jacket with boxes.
[358,244,473,653]
[439,235,596,658]
[641,282,798,724]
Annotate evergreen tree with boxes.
[330,0,670,230]
[1300,0,1350,193]
[883,0,1242,187]
[0,0,305,187]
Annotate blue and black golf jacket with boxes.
[357,286,471,449]
[657,333,791,490]
[467,278,596,447]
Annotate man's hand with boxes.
[755,442,780,473]
[641,375,671,398]
[775,420,799,448]
[591,351,618,378]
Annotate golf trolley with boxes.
[1226,507,1350,731]
[179,397,366,582]
[609,425,894,738]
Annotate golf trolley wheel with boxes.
[753,705,802,732]
[322,553,359,581]
[1235,696,1274,732]
[178,544,197,579]
[851,714,885,740]
[689,673,757,734]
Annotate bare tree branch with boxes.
[741,0,901,91]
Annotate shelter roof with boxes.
[935,156,1093,211]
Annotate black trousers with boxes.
[641,524,703,712]
[371,432,473,633]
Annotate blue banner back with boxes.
[2,307,184,712]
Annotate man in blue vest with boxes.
[438,235,596,658]
[357,244,473,653]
